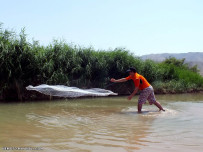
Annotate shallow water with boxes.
[0,93,203,152]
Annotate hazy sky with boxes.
[1,0,203,55]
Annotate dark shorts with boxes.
[138,86,156,104]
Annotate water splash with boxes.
[121,107,178,117]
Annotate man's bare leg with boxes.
[154,101,165,111]
[138,103,143,113]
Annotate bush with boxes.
[0,24,203,101]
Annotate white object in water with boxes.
[26,84,118,98]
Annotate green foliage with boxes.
[0,27,39,100]
[163,57,186,67]
[163,57,200,73]
[0,25,203,101]
[140,60,161,83]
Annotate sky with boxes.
[0,0,203,56]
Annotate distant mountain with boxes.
[141,52,203,76]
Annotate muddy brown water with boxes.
[0,93,203,152]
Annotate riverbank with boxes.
[1,88,202,103]
[1,25,203,101]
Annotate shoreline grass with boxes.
[0,25,203,101]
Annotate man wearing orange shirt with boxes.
[110,67,165,113]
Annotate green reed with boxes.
[0,25,203,101]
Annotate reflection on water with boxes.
[0,93,203,152]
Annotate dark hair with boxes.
[126,67,137,73]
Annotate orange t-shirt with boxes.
[125,73,150,90]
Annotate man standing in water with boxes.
[110,67,165,112]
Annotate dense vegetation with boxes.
[1,25,203,101]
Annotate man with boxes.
[110,67,165,113]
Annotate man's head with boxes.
[126,67,137,77]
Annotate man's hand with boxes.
[127,87,138,100]
[110,78,116,82]
[127,95,133,100]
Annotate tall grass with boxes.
[0,25,203,101]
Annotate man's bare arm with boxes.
[110,78,127,83]
[128,87,139,100]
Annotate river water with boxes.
[0,93,203,152]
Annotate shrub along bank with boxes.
[0,26,203,101]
